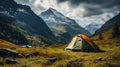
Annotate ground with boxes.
[0,38,120,67]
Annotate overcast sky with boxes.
[15,0,120,27]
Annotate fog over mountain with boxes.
[15,0,120,27]
[85,23,103,34]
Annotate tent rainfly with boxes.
[65,34,100,51]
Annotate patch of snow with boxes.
[14,20,27,26]
[50,8,62,18]
[17,9,27,14]
[0,11,14,17]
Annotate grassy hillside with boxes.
[0,21,29,45]
[92,26,120,45]
[92,23,120,39]
[94,13,120,35]
[0,39,18,48]
[0,38,120,67]
[0,20,55,46]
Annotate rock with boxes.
[67,59,84,67]
[0,62,3,65]
[5,58,17,64]
[44,57,57,66]
[25,52,40,58]
[21,65,28,67]
[18,54,24,58]
[25,45,29,48]
[48,57,57,63]
[14,65,19,67]
[0,48,23,58]
[96,57,103,61]
[21,65,32,67]
[22,45,32,48]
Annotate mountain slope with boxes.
[0,20,29,45]
[40,8,91,42]
[93,13,120,36]
[92,13,120,40]
[0,0,57,43]
[85,23,103,34]
[0,39,18,48]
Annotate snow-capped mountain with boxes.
[40,8,77,25]
[0,0,57,43]
[40,8,91,42]
[85,23,103,34]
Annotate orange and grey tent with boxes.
[65,34,99,51]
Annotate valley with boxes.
[0,0,120,67]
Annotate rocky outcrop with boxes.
[0,48,23,58]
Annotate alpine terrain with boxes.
[40,8,91,42]
[0,0,58,45]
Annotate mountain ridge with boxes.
[91,13,120,40]
[93,13,120,36]
[0,0,58,44]
[40,8,91,42]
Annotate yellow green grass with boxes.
[0,39,120,67]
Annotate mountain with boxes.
[0,20,29,45]
[0,0,57,44]
[92,13,120,40]
[93,13,120,36]
[85,23,103,34]
[40,8,91,42]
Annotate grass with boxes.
[0,39,120,67]
[0,39,18,49]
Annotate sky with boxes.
[15,0,120,27]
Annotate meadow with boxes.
[0,38,120,67]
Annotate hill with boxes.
[0,39,18,48]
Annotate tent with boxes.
[65,34,100,51]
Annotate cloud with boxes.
[15,0,120,17]
[57,0,120,16]
[57,0,120,8]
[14,0,120,27]
[15,0,47,14]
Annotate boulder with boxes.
[22,45,32,48]
[44,57,57,66]
[21,65,32,67]
[0,48,23,58]
[67,59,84,67]
[25,52,40,58]
[96,57,103,61]
[5,58,17,64]
[48,57,57,63]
